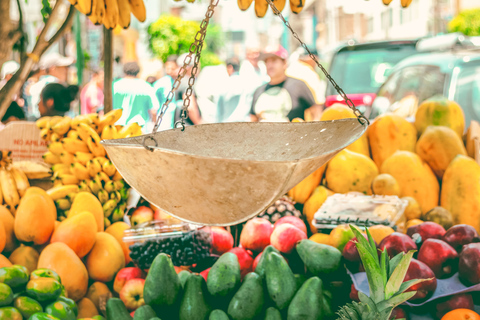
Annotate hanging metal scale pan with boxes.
[101,119,366,226]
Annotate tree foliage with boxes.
[448,8,480,36]
[147,15,224,67]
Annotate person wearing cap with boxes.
[250,45,320,122]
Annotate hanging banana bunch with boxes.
[382,0,413,8]
[241,0,298,17]
[67,0,146,30]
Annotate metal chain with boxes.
[265,0,369,126]
[152,0,219,133]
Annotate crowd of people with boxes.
[0,44,326,131]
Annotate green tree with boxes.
[147,15,224,68]
[448,8,480,36]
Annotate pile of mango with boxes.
[290,96,480,235]
[109,241,342,320]
[37,109,140,228]
[0,265,103,320]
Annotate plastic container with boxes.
[123,219,212,269]
[313,193,408,232]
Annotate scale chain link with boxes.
[152,0,219,133]
[265,0,369,125]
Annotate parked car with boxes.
[369,49,480,126]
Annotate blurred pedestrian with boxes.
[164,55,179,79]
[173,53,202,126]
[80,70,104,115]
[250,45,321,122]
[38,83,79,117]
[0,102,25,128]
[113,62,159,129]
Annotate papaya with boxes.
[287,164,326,204]
[13,296,43,319]
[76,298,98,319]
[371,173,401,196]
[287,276,323,319]
[86,282,112,312]
[25,278,62,302]
[14,194,56,245]
[179,274,211,320]
[106,298,132,320]
[85,232,125,282]
[50,212,97,258]
[0,255,11,268]
[415,95,465,138]
[441,155,480,232]
[265,252,296,310]
[37,242,89,301]
[416,125,467,179]
[105,222,131,265]
[320,104,370,157]
[227,272,264,320]
[8,246,39,273]
[367,114,417,168]
[303,186,332,234]
[0,205,18,252]
[68,192,104,232]
[296,239,342,275]
[325,149,378,195]
[45,301,76,320]
[381,151,439,214]
[23,187,57,220]
[0,283,13,307]
[0,307,22,320]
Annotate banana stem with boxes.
[103,27,114,113]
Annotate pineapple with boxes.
[337,225,430,320]
[258,195,302,223]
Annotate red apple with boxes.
[435,293,474,318]
[274,216,307,235]
[407,222,446,247]
[270,223,307,254]
[378,232,417,258]
[119,278,146,310]
[343,234,374,262]
[349,284,360,302]
[211,227,234,255]
[229,247,254,278]
[253,252,262,271]
[391,306,408,319]
[130,206,154,226]
[443,224,480,252]
[240,218,274,252]
[114,267,146,294]
[200,268,210,282]
[403,258,437,301]
[459,243,480,286]
[417,239,458,279]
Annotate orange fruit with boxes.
[406,219,424,230]
[441,309,480,320]
[309,233,331,246]
[367,225,395,244]
[329,224,355,251]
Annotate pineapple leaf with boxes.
[365,227,377,257]
[377,291,417,311]
[397,278,431,295]
[380,248,388,289]
[356,239,385,303]
[385,251,415,299]
[358,291,377,312]
[388,252,405,278]
[379,306,394,320]
[337,303,360,320]
[350,225,378,264]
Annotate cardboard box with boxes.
[0,121,48,163]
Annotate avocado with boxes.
[106,298,132,320]
[287,276,323,319]
[264,307,282,320]
[296,240,342,275]
[254,246,280,279]
[133,305,156,320]
[178,270,192,289]
[228,272,264,320]
[179,274,211,320]
[265,252,296,310]
[206,252,241,307]
[209,309,229,320]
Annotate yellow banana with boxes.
[36,117,51,130]
[113,179,125,190]
[289,0,304,14]
[79,180,92,193]
[52,116,72,136]
[78,122,102,144]
[104,180,116,193]
[104,0,119,29]
[48,142,65,156]
[66,192,77,202]
[71,115,93,130]
[71,162,91,180]
[98,109,123,132]
[273,0,286,12]
[10,168,30,197]
[110,190,122,202]
[383,0,393,4]
[102,161,117,177]
[53,179,63,187]
[117,122,142,138]
[89,0,105,25]
[86,137,106,157]
[48,116,64,128]
[401,0,413,7]
[128,0,146,22]
[67,130,80,139]
[62,138,90,154]
[95,171,111,184]
[74,152,94,166]
[88,179,102,195]
[86,113,100,125]
[0,168,20,209]
[97,189,110,204]
[111,207,124,222]
[102,199,117,217]
[56,174,79,185]
[59,152,76,165]
[51,164,71,173]
[5,205,16,216]
[43,152,62,165]
[117,0,131,29]
[40,128,51,141]
[86,159,103,178]
[46,185,80,201]
[67,0,78,6]
[94,157,108,166]
[112,170,123,181]
[101,125,117,140]
[255,0,268,17]
[50,133,62,143]
[238,0,253,10]
[55,198,72,211]
[0,180,3,204]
